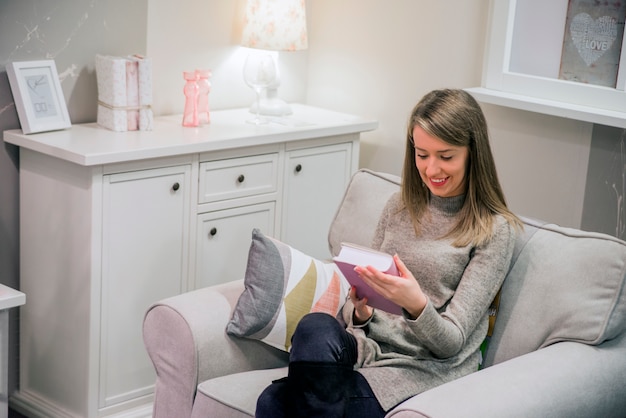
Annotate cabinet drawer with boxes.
[198,154,279,204]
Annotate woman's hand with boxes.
[355,254,428,319]
[349,285,373,325]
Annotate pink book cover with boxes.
[126,60,139,131]
[333,243,403,315]
[129,54,153,131]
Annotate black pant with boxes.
[256,313,386,418]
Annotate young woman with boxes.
[256,89,522,417]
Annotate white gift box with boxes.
[95,54,153,131]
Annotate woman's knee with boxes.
[294,312,341,338]
[256,379,289,418]
[290,313,356,364]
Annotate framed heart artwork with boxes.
[558,0,626,88]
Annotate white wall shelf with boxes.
[469,0,626,128]
[466,86,626,128]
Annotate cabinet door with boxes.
[195,202,275,289]
[282,143,352,260]
[100,165,190,408]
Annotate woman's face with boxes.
[412,125,469,198]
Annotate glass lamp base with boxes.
[246,115,269,125]
[249,87,293,116]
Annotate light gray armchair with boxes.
[143,169,626,418]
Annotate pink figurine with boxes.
[196,69,212,125]
[182,71,199,127]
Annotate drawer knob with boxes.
[172,182,180,191]
[237,174,245,183]
[209,227,217,237]
[295,164,302,173]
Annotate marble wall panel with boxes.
[0,0,147,398]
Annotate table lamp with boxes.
[241,0,308,116]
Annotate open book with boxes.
[333,243,403,315]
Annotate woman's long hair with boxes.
[402,89,521,246]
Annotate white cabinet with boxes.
[100,165,191,407]
[13,153,194,418]
[4,105,376,418]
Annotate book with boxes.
[558,0,626,87]
[333,243,403,315]
[95,54,153,132]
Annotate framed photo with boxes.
[6,60,71,134]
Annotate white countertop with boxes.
[3,104,378,166]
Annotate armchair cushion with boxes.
[485,218,626,366]
[328,169,401,256]
[226,229,350,351]
[387,332,626,418]
[190,367,288,418]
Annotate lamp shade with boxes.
[242,0,308,51]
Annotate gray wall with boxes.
[582,126,626,240]
[0,0,147,397]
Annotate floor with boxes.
[8,409,27,418]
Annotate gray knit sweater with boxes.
[341,191,516,411]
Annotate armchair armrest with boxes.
[387,333,626,418]
[143,280,289,418]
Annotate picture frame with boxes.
[6,60,71,134]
